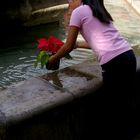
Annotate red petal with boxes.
[37,38,49,51]
[48,36,64,47]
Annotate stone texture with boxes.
[0,77,73,125]
[0,60,103,140]
[24,4,68,26]
[41,60,103,98]
[0,57,140,139]
[0,60,103,126]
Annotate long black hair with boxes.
[82,0,113,24]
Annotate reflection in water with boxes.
[41,72,63,88]
[0,0,140,88]
[41,67,95,88]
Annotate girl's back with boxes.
[70,5,132,65]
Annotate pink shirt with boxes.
[69,5,132,65]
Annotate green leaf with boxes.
[40,53,49,69]
[34,51,50,69]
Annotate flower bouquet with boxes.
[34,36,72,70]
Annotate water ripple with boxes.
[0,0,140,88]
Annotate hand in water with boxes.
[46,56,60,70]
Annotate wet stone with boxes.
[41,60,103,98]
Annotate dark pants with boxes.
[100,50,137,139]
[101,50,136,105]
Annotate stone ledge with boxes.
[0,56,140,139]
[0,77,73,125]
[24,4,68,26]
[41,60,102,98]
[0,56,140,127]
[0,60,102,126]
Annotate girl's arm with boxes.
[48,26,79,68]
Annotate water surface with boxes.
[0,0,140,88]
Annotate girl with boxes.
[48,0,137,139]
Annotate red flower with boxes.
[48,36,64,54]
[35,36,72,69]
[48,36,64,46]
[37,38,49,51]
[37,36,64,54]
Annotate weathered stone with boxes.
[0,77,73,125]
[41,60,103,98]
[0,60,103,140]
[24,4,68,26]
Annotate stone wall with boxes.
[0,60,103,140]
[30,0,67,11]
[0,0,67,47]
[1,0,67,26]
[0,57,140,140]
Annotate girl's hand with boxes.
[46,26,79,70]
[46,55,60,70]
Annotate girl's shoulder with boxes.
[73,5,91,14]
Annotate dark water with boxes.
[0,0,140,89]
[0,22,94,88]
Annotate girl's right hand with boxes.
[46,55,59,70]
